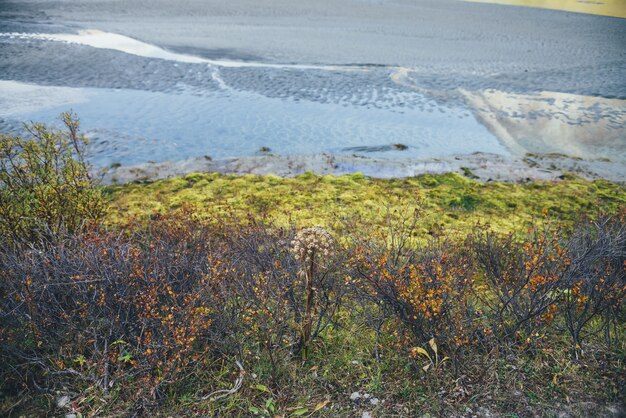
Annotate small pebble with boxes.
[56,395,70,408]
[350,391,361,401]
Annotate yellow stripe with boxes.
[465,0,626,18]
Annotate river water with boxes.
[1,0,624,171]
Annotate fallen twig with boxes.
[202,361,245,401]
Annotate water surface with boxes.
[1,0,624,174]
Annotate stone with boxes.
[350,391,362,401]
[56,395,70,408]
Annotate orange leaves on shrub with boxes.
[348,237,478,359]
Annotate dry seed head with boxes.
[291,227,333,265]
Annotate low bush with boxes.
[470,219,569,346]
[0,213,230,411]
[0,113,104,246]
[347,233,481,368]
[0,210,348,412]
[0,205,623,415]
[559,211,626,353]
[211,223,345,369]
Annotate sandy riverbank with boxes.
[98,152,625,185]
[466,0,626,19]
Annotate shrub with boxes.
[0,208,349,410]
[1,186,623,415]
[0,112,104,246]
[348,237,480,364]
[0,214,226,408]
[470,220,568,346]
[345,207,482,369]
[559,212,626,354]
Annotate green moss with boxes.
[297,171,317,181]
[436,172,472,186]
[183,172,208,184]
[104,172,625,234]
[447,193,481,211]
[460,167,479,180]
[415,175,436,188]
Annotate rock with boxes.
[56,395,71,408]
[370,397,380,405]
[606,405,621,416]
[362,412,373,418]
[350,391,362,401]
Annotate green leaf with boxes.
[249,406,260,415]
[255,383,270,393]
[266,398,275,413]
[292,408,309,416]
[118,351,132,363]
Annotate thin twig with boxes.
[201,361,245,401]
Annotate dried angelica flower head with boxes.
[290,227,333,266]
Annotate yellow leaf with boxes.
[313,399,330,412]
[413,346,429,357]
[423,363,431,372]
[428,338,438,355]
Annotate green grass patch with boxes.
[105,172,625,233]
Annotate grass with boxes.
[5,332,623,417]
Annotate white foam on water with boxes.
[0,30,362,71]
[210,68,231,91]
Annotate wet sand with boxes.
[99,152,626,185]
[3,0,625,83]
[466,0,626,19]
[461,89,626,161]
